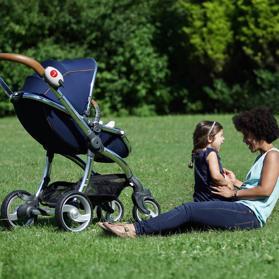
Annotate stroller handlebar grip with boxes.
[0,53,45,77]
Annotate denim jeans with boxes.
[134,201,261,235]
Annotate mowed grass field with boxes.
[0,115,278,279]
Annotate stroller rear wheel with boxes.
[55,191,92,232]
[1,190,37,229]
[96,198,124,222]
[132,198,160,222]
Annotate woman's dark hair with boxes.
[233,107,279,143]
[188,121,223,168]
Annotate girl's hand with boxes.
[223,168,236,183]
[211,185,236,198]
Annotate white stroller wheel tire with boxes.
[55,191,92,232]
[96,199,124,222]
[132,198,160,222]
[1,190,37,229]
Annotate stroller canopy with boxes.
[23,58,97,115]
[14,58,97,155]
[14,57,129,158]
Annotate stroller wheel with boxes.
[55,191,92,232]
[96,199,124,222]
[1,190,37,229]
[132,198,160,222]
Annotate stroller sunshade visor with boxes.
[22,58,97,115]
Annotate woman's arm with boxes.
[207,152,234,189]
[212,151,279,199]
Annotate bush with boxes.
[0,0,170,117]
[0,0,278,116]
[202,69,279,113]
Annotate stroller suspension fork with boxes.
[129,177,153,215]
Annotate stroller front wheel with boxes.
[55,191,92,232]
[132,198,160,222]
[96,198,124,222]
[1,190,37,229]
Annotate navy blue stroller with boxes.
[0,53,160,232]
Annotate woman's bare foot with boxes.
[103,222,137,238]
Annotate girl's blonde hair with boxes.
[188,121,223,168]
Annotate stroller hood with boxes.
[22,58,97,115]
[13,58,97,155]
[13,57,129,158]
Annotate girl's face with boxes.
[209,129,224,152]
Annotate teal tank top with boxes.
[237,148,279,226]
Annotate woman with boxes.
[98,107,279,238]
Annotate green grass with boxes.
[0,115,278,279]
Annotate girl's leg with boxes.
[134,201,260,235]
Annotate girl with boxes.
[189,121,233,201]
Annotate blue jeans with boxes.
[134,201,261,235]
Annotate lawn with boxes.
[0,115,278,279]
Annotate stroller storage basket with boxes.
[40,181,79,207]
[40,174,128,207]
[86,174,128,204]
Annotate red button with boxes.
[50,70,58,77]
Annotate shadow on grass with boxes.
[32,216,110,231]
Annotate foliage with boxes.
[0,0,170,116]
[0,0,278,116]
[179,0,234,73]
[251,69,279,113]
[235,0,279,68]
[177,0,279,113]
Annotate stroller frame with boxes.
[0,53,160,232]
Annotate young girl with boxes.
[189,121,233,202]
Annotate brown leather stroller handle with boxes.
[0,53,45,77]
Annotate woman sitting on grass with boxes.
[98,107,279,238]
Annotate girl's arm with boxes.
[223,168,243,188]
[207,152,233,189]
[212,151,279,199]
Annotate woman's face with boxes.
[243,133,260,152]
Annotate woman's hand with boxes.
[211,185,236,198]
[225,179,235,190]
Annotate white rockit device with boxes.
[44,66,64,87]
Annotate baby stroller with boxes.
[0,53,160,232]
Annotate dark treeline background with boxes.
[0,0,278,116]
